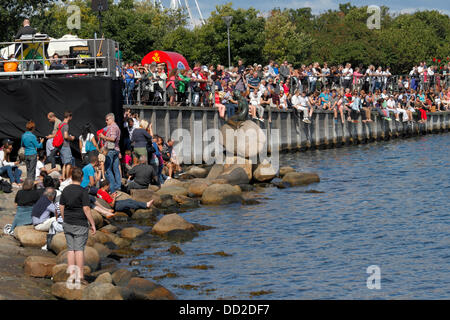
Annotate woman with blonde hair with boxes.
[131,119,152,160]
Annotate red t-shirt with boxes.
[97,189,113,205]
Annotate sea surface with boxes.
[120,133,450,299]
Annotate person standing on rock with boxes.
[99,113,121,193]
[21,120,44,179]
[59,167,96,285]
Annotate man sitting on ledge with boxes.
[127,155,159,193]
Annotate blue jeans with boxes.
[115,199,147,212]
[105,150,121,193]
[225,103,237,119]
[0,166,21,184]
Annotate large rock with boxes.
[152,214,194,235]
[223,156,253,180]
[206,164,224,180]
[130,189,155,203]
[126,277,176,300]
[132,208,158,220]
[50,232,67,254]
[156,186,188,197]
[115,191,132,201]
[94,272,113,284]
[282,172,320,186]
[104,233,131,249]
[15,226,46,247]
[188,180,211,197]
[82,283,123,300]
[279,166,295,177]
[172,195,199,209]
[253,160,277,182]
[56,246,100,271]
[93,243,112,259]
[24,256,57,278]
[89,229,111,244]
[111,269,135,286]
[91,209,105,229]
[161,178,187,188]
[220,120,267,159]
[184,166,208,178]
[120,227,145,240]
[52,264,91,282]
[51,282,86,300]
[201,184,242,205]
[217,167,249,185]
[100,225,118,234]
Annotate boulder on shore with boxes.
[120,227,145,240]
[156,186,188,197]
[279,166,295,177]
[253,160,277,182]
[111,269,135,286]
[24,256,57,278]
[130,189,155,203]
[82,283,123,300]
[206,164,224,180]
[15,226,47,247]
[282,172,320,186]
[51,264,91,282]
[126,277,176,300]
[184,166,208,178]
[188,180,211,197]
[152,214,194,235]
[223,156,253,180]
[56,246,100,272]
[201,184,242,205]
[51,282,86,300]
[217,167,249,185]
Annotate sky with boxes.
[163,0,450,18]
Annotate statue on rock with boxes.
[226,90,249,129]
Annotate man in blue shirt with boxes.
[247,72,261,93]
[81,154,100,189]
[318,88,331,110]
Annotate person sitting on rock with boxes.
[127,155,159,192]
[97,179,154,216]
[31,187,58,232]
[5,178,43,235]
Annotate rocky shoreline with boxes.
[0,160,320,300]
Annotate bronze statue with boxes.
[227,90,249,129]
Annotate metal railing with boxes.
[123,73,450,109]
[0,37,120,79]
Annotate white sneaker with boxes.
[259,118,265,123]
[41,244,48,251]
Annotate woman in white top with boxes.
[249,90,264,122]
[79,123,99,165]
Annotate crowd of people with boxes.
[120,59,450,124]
[0,109,183,284]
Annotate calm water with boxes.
[121,133,450,299]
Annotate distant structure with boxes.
[155,0,205,27]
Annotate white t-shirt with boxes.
[36,160,44,180]
[79,133,94,154]
[343,68,353,80]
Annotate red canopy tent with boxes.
[141,50,190,72]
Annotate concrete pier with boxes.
[128,105,450,163]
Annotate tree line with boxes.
[1,0,449,74]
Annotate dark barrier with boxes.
[0,77,123,141]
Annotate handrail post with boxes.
[163,79,167,106]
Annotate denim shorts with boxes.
[63,223,89,251]
[60,146,72,165]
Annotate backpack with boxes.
[52,123,67,148]
[0,180,12,193]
